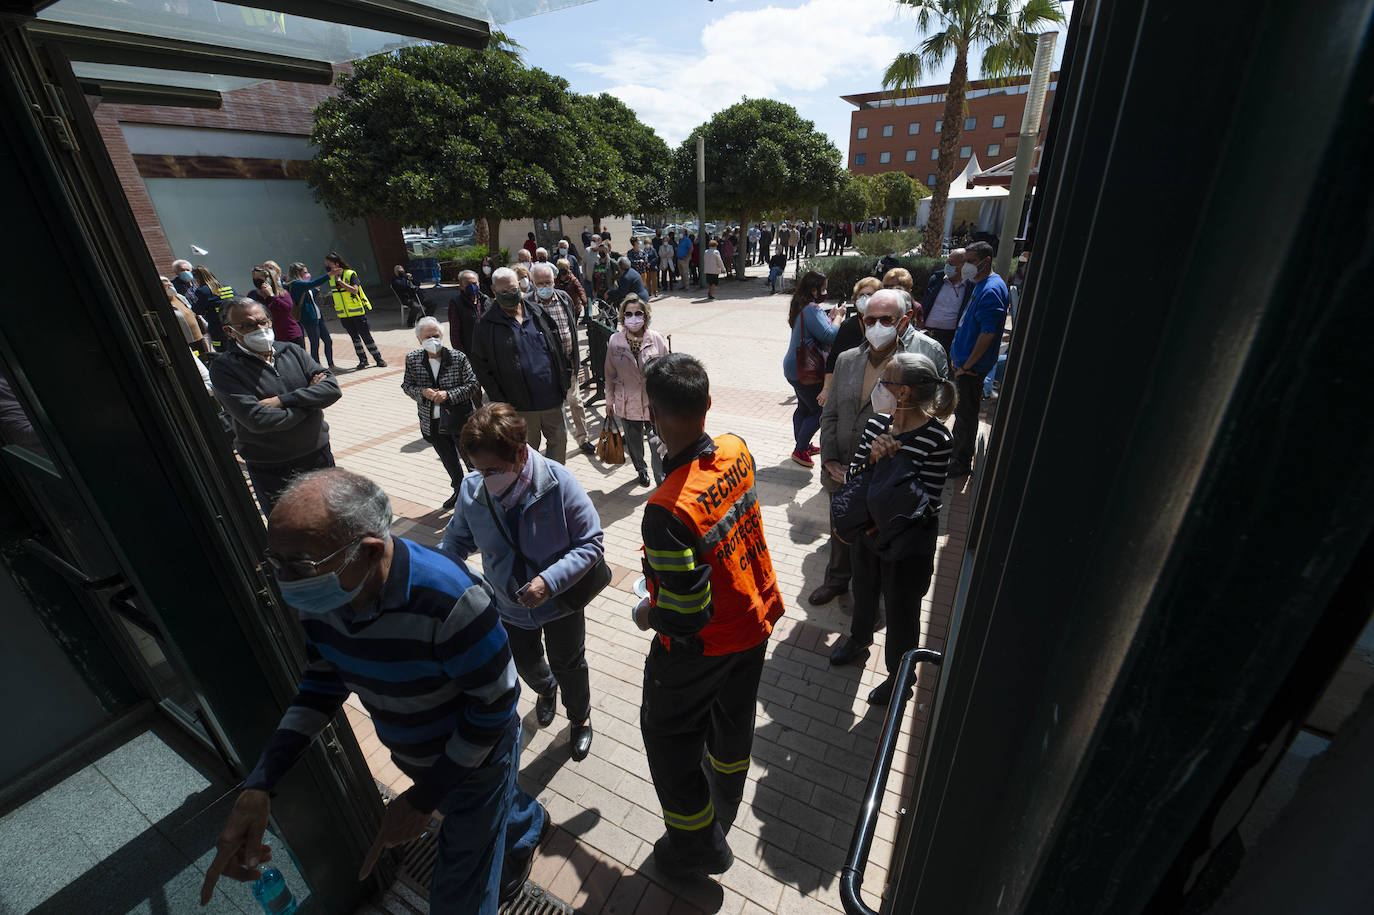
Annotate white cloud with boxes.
[571,0,909,147]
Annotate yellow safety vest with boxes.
[328,270,370,318]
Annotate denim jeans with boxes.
[789,380,823,452]
[301,317,334,366]
[429,719,545,914]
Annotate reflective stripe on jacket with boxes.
[329,269,370,317]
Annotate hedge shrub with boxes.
[420,245,511,282]
[804,254,946,302]
[851,229,924,258]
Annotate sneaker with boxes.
[790,449,815,468]
[806,445,821,456]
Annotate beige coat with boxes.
[604,328,669,421]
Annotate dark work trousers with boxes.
[925,327,956,363]
[620,418,665,483]
[244,444,335,518]
[339,315,384,365]
[789,380,824,452]
[423,430,467,492]
[641,638,768,857]
[950,371,987,471]
[848,524,937,676]
[504,611,591,724]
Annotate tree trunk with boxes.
[474,218,489,251]
[923,48,970,257]
[737,208,750,279]
[485,216,502,262]
[592,215,602,235]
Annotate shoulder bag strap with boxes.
[483,490,532,569]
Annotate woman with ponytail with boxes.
[828,352,954,705]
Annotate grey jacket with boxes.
[210,342,340,464]
[820,328,950,469]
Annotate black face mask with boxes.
[495,290,521,309]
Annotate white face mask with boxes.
[854,294,871,315]
[241,327,274,353]
[421,337,443,355]
[519,278,531,292]
[865,320,898,349]
[871,382,898,414]
[961,261,979,281]
[624,316,645,332]
[481,265,492,276]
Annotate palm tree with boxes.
[883,0,1065,255]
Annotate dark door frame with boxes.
[0,27,384,913]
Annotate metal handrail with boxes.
[840,647,944,915]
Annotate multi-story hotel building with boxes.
[842,71,1058,184]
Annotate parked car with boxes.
[631,225,656,237]
[440,221,476,245]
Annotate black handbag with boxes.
[483,491,611,614]
[437,399,473,435]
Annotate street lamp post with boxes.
[696,133,707,288]
[995,31,1056,277]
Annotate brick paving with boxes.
[328,262,987,914]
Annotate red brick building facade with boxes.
[842,72,1058,183]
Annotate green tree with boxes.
[308,44,595,253]
[568,93,672,231]
[874,171,929,221]
[670,99,842,277]
[883,0,1065,254]
[822,171,872,224]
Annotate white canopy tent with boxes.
[917,155,1011,241]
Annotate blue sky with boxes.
[505,0,1071,157]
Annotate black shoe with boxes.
[829,637,871,667]
[535,689,557,728]
[441,492,458,511]
[637,469,652,487]
[652,834,733,878]
[868,678,912,706]
[499,803,551,904]
[375,359,387,368]
[808,584,845,606]
[570,721,593,761]
[946,464,972,478]
[580,441,596,456]
[354,361,368,370]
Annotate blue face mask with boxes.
[464,282,479,298]
[944,264,958,278]
[536,285,554,300]
[178,270,194,283]
[275,549,371,614]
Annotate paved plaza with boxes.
[337,262,986,914]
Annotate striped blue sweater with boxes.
[244,538,520,811]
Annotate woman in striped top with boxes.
[832,352,955,705]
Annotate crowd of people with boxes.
[180,227,1015,913]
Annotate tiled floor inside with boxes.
[332,261,986,914]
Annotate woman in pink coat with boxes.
[604,294,669,487]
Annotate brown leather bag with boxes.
[596,423,626,465]
[795,320,826,386]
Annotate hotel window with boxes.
[964,116,976,130]
[959,145,972,158]
[855,152,867,165]
[905,149,917,162]
[857,126,868,139]
[908,122,920,135]
[930,148,940,160]
[927,173,937,186]
[934,119,943,132]
[879,151,891,163]
[987,143,1002,158]
[881,124,894,137]
[992,113,1006,128]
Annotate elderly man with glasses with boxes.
[208,297,342,517]
[812,290,950,629]
[199,468,548,914]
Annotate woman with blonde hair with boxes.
[882,266,922,326]
[828,353,955,705]
[190,264,234,348]
[604,294,669,487]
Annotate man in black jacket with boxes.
[469,267,571,463]
[448,269,489,359]
[391,266,428,328]
[209,298,342,517]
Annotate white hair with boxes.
[414,315,443,338]
[171,259,192,272]
[530,262,556,281]
[491,266,517,284]
[516,249,532,261]
[617,256,631,270]
[534,247,549,259]
[866,289,905,314]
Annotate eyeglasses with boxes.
[264,537,361,578]
[230,316,272,332]
[624,311,646,318]
[861,314,899,327]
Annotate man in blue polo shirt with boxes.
[947,241,1008,477]
[199,468,547,913]
[676,232,694,291]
